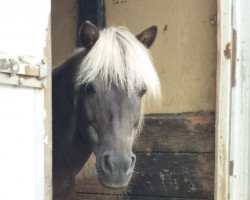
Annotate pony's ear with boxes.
[79,21,100,49]
[136,26,157,48]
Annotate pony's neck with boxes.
[53,134,92,194]
[52,48,92,193]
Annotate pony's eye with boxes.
[139,88,147,97]
[83,84,96,94]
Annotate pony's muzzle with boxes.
[99,152,136,188]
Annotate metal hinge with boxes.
[0,54,49,88]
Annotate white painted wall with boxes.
[0,0,50,56]
[0,86,45,200]
[0,0,51,199]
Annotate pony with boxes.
[52,21,160,199]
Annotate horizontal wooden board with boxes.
[134,112,215,153]
[77,193,209,200]
[76,153,214,199]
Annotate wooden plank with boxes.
[77,193,209,200]
[215,0,232,199]
[44,13,52,200]
[229,1,250,199]
[76,153,214,199]
[134,113,215,153]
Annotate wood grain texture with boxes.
[134,113,215,153]
[77,193,209,200]
[76,153,214,199]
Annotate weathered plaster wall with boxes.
[105,0,217,113]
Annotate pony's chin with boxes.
[98,176,131,190]
[101,183,128,190]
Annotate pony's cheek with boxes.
[87,126,99,147]
[84,103,94,121]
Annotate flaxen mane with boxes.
[76,27,160,98]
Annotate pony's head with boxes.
[76,21,160,188]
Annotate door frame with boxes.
[215,0,250,199]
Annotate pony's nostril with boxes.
[126,155,136,175]
[131,156,136,165]
[130,155,136,168]
[103,155,112,174]
[102,154,136,176]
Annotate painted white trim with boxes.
[229,0,250,199]
[215,0,250,199]
[34,89,45,200]
[215,0,232,199]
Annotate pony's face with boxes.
[78,80,146,188]
[77,21,158,188]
